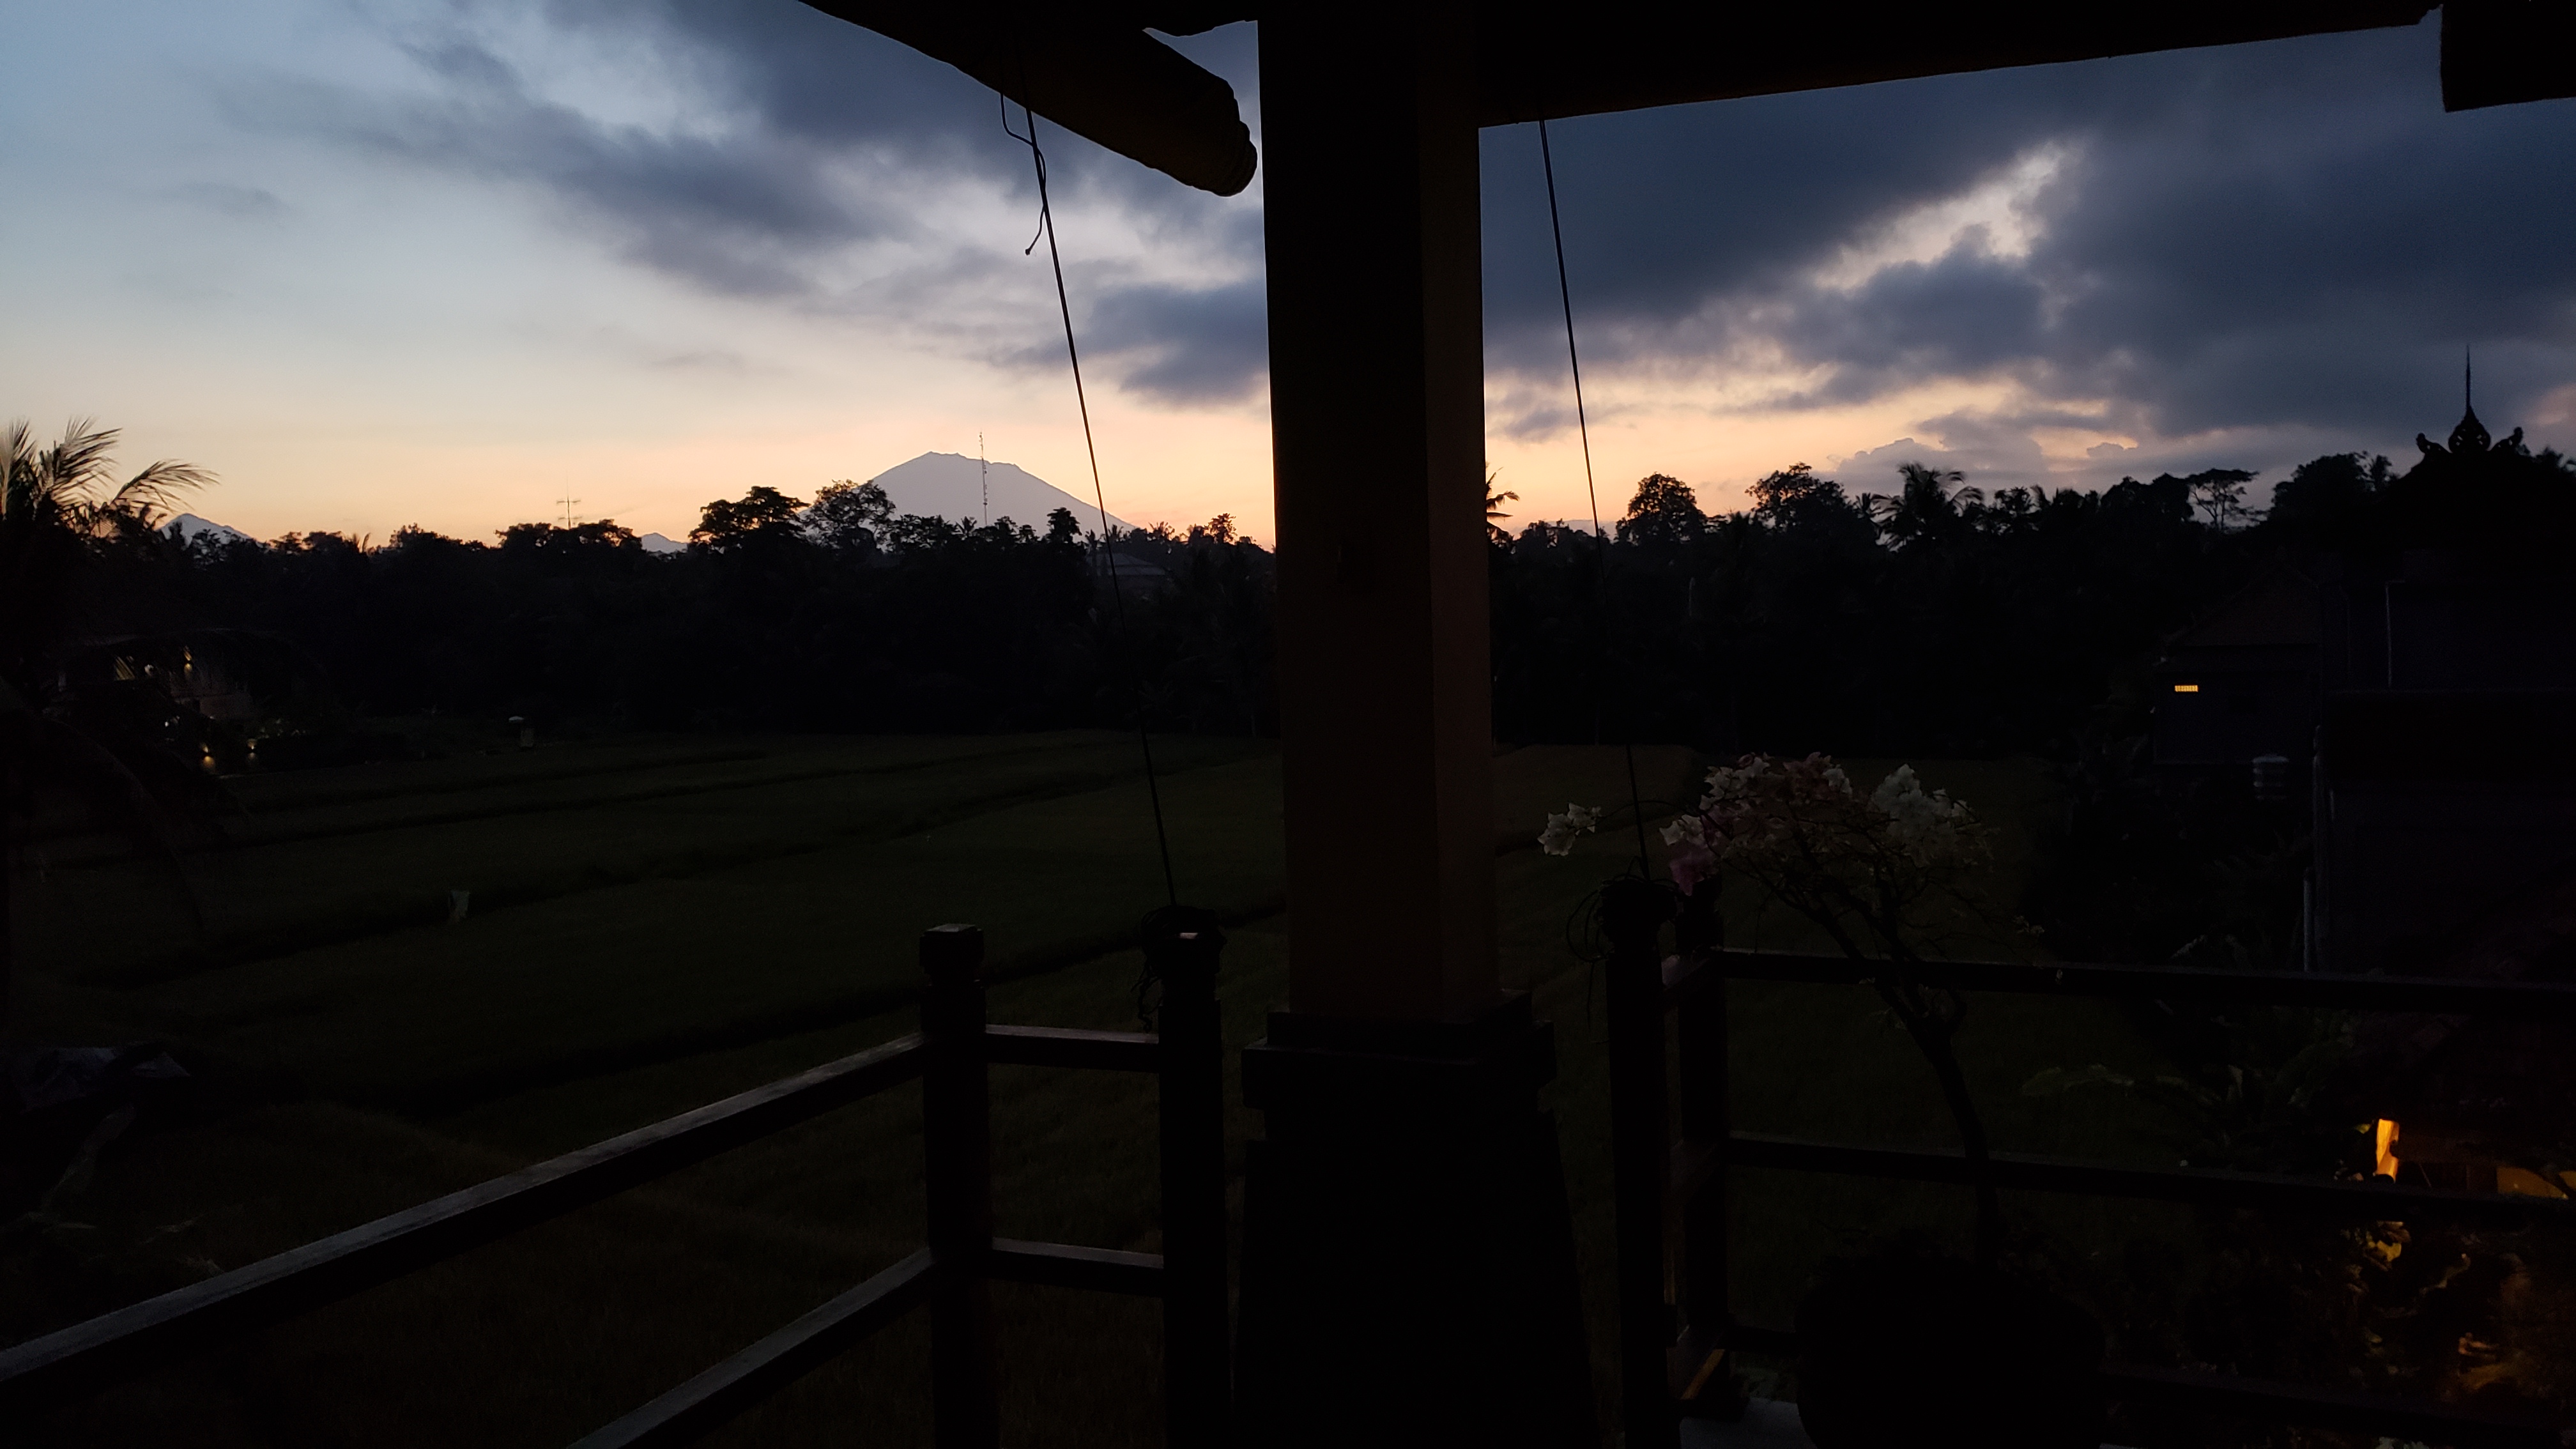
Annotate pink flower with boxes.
[1668,841,1719,896]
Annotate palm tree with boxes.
[1,419,222,1029]
[1873,461,1974,548]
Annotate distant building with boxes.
[2315,691,2576,976]
[162,647,260,723]
[2246,392,2576,1195]
[2313,395,2576,977]
[2150,388,2576,979]
[2151,564,2321,781]
[1092,545,1172,598]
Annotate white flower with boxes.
[1659,814,1708,848]
[1538,802,1605,856]
[1700,757,1769,809]
[1870,765,1976,862]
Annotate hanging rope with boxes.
[1002,98,1180,912]
[1538,116,1654,875]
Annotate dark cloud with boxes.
[224,2,1263,331]
[1482,21,2576,464]
[217,4,2572,448]
[1787,253,2054,404]
[223,20,908,297]
[1080,276,1269,403]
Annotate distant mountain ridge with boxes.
[156,457,1135,556]
[865,452,1138,535]
[168,512,252,546]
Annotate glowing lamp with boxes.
[2173,683,2200,693]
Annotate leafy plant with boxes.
[1547,752,2011,1263]
[1,419,224,1026]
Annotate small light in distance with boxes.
[2172,683,2200,693]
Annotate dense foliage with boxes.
[1496,461,2261,756]
[172,496,1276,745]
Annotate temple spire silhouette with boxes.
[2418,349,2521,459]
[2453,349,2491,454]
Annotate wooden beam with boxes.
[799,3,1257,195]
[1468,1,2438,124]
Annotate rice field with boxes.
[8,734,2213,1445]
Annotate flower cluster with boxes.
[1536,802,1604,855]
[1868,765,1981,864]
[1634,754,1990,931]
[1538,755,1988,956]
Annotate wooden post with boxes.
[1264,0,1494,1021]
[1602,878,1676,1449]
[1235,7,1592,1442]
[919,924,998,1449]
[1674,957,1734,1411]
[1149,918,1230,1447]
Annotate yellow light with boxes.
[2374,1119,2400,1179]
[2173,683,2200,693]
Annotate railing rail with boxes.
[0,921,1234,1448]
[1672,947,2576,1018]
[1715,1324,2565,1449]
[0,1031,930,1416]
[1698,1131,2574,1227]
[1598,890,2575,1449]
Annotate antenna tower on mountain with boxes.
[559,492,581,529]
[979,433,988,528]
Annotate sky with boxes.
[3,3,2572,545]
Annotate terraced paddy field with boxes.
[8,737,2235,1446]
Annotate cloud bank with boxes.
[1480,22,2576,493]
[8,2,2572,536]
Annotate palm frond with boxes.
[40,419,121,498]
[105,458,217,527]
[4,418,38,519]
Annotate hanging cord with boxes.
[1538,117,1653,877]
[1002,98,1180,913]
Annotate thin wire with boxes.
[1539,116,1653,875]
[1005,99,1179,908]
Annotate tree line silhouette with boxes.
[69,431,2568,776]
[162,484,1276,752]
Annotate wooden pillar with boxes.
[1149,919,1232,1447]
[1234,8,1592,1445]
[919,924,999,1449]
[1264,0,1494,1022]
[1602,880,1678,1449]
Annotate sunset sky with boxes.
[4,3,2572,546]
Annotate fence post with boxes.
[920,924,999,1449]
[1673,941,1735,1411]
[1149,915,1230,1447]
[1602,877,1677,1449]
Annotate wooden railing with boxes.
[0,921,1232,1448]
[1598,878,2576,1449]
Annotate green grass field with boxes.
[7,735,2230,1445]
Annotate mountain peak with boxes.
[866,452,1139,535]
[167,512,252,546]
